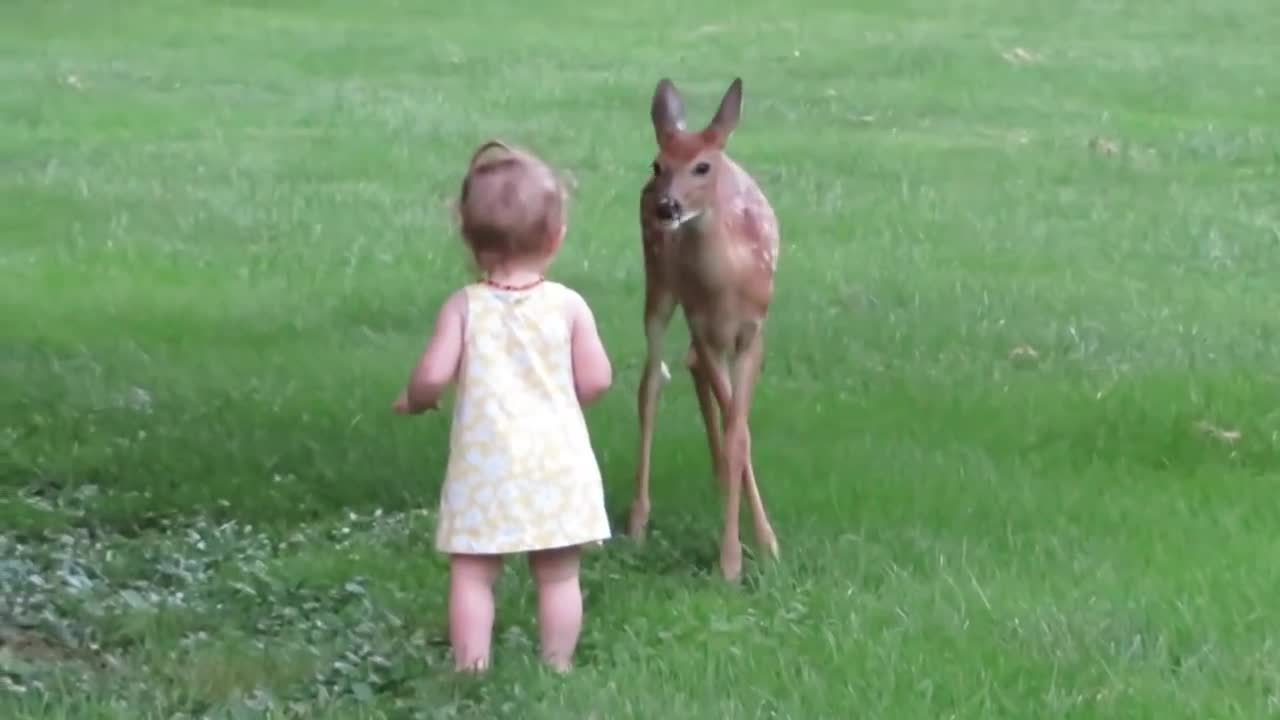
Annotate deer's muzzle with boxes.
[655,196,681,222]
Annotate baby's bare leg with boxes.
[449,553,504,672]
[528,545,583,672]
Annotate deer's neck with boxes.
[675,207,728,252]
[674,207,737,290]
[676,205,713,236]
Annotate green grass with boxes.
[3,0,1280,716]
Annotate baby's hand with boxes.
[392,392,413,415]
[393,391,438,415]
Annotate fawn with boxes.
[630,77,781,582]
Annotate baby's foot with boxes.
[454,656,490,674]
[542,653,573,674]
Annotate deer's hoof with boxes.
[627,504,650,542]
[720,544,743,583]
[764,538,780,561]
[760,531,780,560]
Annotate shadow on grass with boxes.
[604,510,721,579]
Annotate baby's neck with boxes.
[484,263,547,289]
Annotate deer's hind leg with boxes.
[740,424,778,560]
[718,325,777,582]
[687,345,727,494]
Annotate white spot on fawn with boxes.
[1195,420,1241,444]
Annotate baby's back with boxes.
[450,282,591,474]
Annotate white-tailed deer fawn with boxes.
[629,77,781,582]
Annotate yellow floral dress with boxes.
[435,281,612,555]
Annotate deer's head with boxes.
[648,77,743,230]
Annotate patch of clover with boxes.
[2,501,447,710]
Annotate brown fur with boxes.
[629,77,782,582]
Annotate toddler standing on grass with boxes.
[392,139,613,673]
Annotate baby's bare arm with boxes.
[568,291,612,407]
[394,290,467,414]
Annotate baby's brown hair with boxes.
[457,140,567,272]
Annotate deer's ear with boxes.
[706,77,743,145]
[650,78,686,142]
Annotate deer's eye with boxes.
[651,162,662,176]
[692,162,711,176]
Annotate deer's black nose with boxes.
[655,197,680,221]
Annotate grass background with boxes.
[3,0,1280,717]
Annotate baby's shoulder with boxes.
[543,281,591,317]
[446,285,472,310]
[543,280,587,304]
[426,286,470,328]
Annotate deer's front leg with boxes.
[717,332,764,583]
[630,287,675,541]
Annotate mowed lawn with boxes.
[4,0,1280,717]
